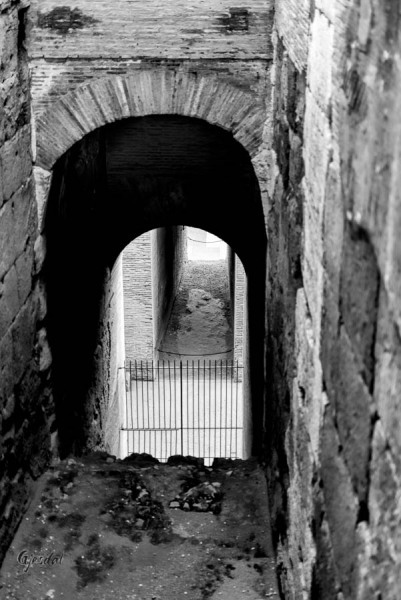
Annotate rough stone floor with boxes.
[158,261,233,362]
[0,455,279,600]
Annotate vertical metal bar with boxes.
[151,360,154,457]
[203,360,206,460]
[209,361,212,464]
[142,361,146,452]
[187,360,189,455]
[180,361,184,455]
[135,360,139,454]
[192,360,194,457]
[235,360,239,458]
[173,361,177,458]
[142,360,145,453]
[198,360,200,460]
[214,359,217,460]
[158,360,162,460]
[208,359,211,465]
[230,359,233,458]
[225,359,228,457]
[140,360,144,428]
[168,361,172,457]
[146,361,150,454]
[162,360,166,461]
[135,360,139,453]
[127,362,131,456]
[134,359,138,426]
[219,359,223,457]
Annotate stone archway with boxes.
[38,85,267,461]
[34,69,266,171]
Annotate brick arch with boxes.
[35,69,265,170]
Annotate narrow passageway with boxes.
[158,260,233,362]
[0,454,280,600]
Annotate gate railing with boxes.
[120,360,243,465]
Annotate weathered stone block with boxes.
[302,182,324,334]
[10,297,37,384]
[374,287,401,474]
[0,178,37,281]
[311,489,339,600]
[0,126,32,202]
[323,156,343,295]
[333,327,372,501]
[340,222,380,390]
[15,244,34,306]
[320,405,358,598]
[0,266,19,339]
[307,11,333,113]
[295,288,322,459]
[321,273,340,388]
[0,329,13,387]
[366,421,401,596]
[303,89,332,216]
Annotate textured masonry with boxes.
[0,0,54,565]
[265,0,401,597]
[0,0,400,595]
[123,233,154,363]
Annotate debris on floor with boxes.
[169,481,223,513]
[158,260,233,361]
[0,454,280,600]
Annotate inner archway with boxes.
[43,114,266,462]
[120,226,246,465]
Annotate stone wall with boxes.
[265,0,401,597]
[90,255,125,457]
[0,0,53,566]
[153,227,187,355]
[123,233,154,363]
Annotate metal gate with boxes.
[120,360,243,465]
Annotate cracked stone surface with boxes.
[0,455,279,600]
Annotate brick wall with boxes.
[0,0,54,566]
[123,232,154,363]
[26,0,273,230]
[233,255,245,368]
[122,227,187,366]
[27,0,273,116]
[266,1,401,597]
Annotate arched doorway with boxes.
[43,115,266,462]
[119,226,247,465]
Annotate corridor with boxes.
[1,0,400,596]
[158,260,233,362]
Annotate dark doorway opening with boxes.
[44,115,266,462]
